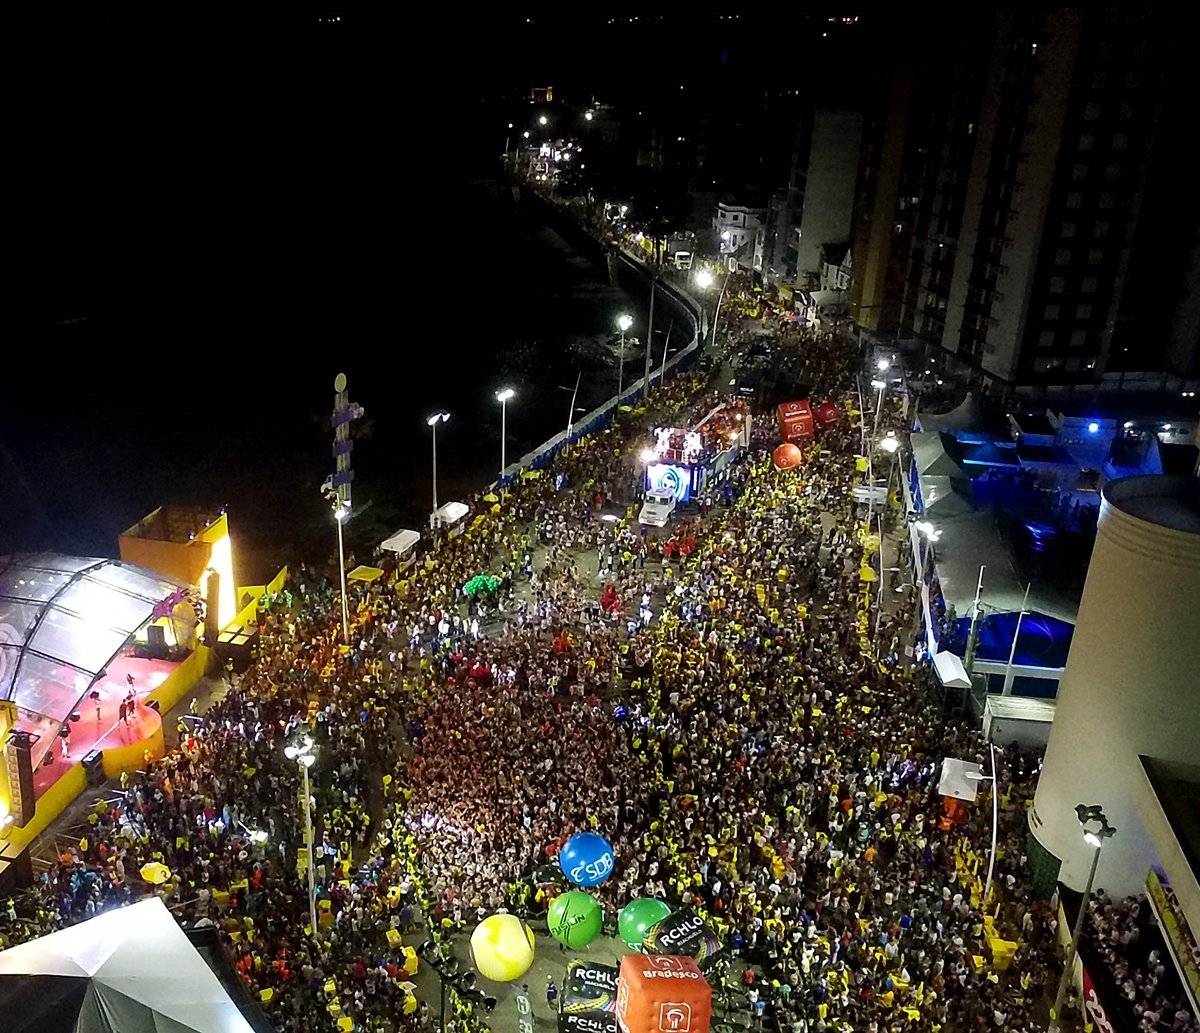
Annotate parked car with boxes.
[638,487,677,527]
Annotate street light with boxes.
[538,114,548,126]
[870,378,888,435]
[877,357,891,372]
[695,269,714,289]
[418,940,496,1033]
[878,431,900,454]
[585,111,594,121]
[426,412,450,513]
[284,736,319,938]
[964,742,1001,905]
[496,388,515,476]
[321,480,351,643]
[1049,806,1117,1032]
[617,313,633,398]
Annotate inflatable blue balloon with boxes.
[558,832,615,888]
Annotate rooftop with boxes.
[1104,475,1200,535]
[121,505,224,544]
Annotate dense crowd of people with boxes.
[1,305,1191,1033]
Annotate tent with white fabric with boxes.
[0,898,253,1033]
[380,528,420,556]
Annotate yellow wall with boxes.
[230,567,289,631]
[119,512,238,629]
[2,762,88,852]
[102,719,164,779]
[146,644,212,715]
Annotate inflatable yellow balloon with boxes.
[469,914,536,983]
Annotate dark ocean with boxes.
[0,20,667,581]
[1,168,659,580]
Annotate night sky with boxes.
[2,8,960,575]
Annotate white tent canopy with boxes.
[380,528,420,555]
[933,650,972,689]
[0,898,253,1033]
[938,757,983,803]
[431,501,469,527]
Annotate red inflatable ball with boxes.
[814,401,841,427]
[773,443,803,470]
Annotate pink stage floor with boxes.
[33,654,179,798]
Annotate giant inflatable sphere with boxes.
[558,832,616,887]
[547,890,604,949]
[469,914,536,983]
[618,898,672,949]
[772,443,803,470]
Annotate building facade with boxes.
[1029,476,1200,901]
[851,8,1198,398]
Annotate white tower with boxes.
[1029,475,1200,895]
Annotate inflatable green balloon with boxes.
[548,890,604,949]
[618,898,672,949]
[469,914,536,982]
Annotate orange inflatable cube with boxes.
[616,955,712,1033]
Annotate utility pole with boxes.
[964,565,986,675]
[1002,583,1032,695]
[643,277,657,400]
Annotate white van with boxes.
[638,487,677,527]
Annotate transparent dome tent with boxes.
[0,554,185,774]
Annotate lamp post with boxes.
[427,412,450,514]
[496,388,515,476]
[284,736,318,937]
[695,266,728,349]
[965,741,1001,906]
[320,479,352,644]
[1049,806,1117,1032]
[964,564,986,675]
[334,502,349,642]
[417,940,495,1033]
[1001,582,1032,696]
[871,377,888,436]
[617,313,633,399]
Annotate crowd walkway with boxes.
[0,319,1108,1033]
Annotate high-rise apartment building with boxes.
[852,8,1199,398]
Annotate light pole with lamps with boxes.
[284,736,318,937]
[964,741,1001,906]
[616,313,633,399]
[496,388,515,476]
[426,412,450,514]
[871,377,888,436]
[1049,805,1117,1032]
[320,480,351,644]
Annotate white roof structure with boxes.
[431,501,469,526]
[0,898,253,1033]
[0,554,184,769]
[380,528,420,555]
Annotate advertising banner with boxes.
[515,983,535,1033]
[615,954,712,1033]
[1081,965,1118,1033]
[777,400,814,443]
[642,909,727,974]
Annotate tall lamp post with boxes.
[427,411,450,514]
[320,482,351,644]
[616,312,633,399]
[418,940,495,1033]
[496,388,515,477]
[871,376,888,436]
[964,741,1001,906]
[1049,806,1117,1032]
[284,736,318,937]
